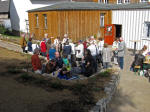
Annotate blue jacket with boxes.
[63,45,71,55]
[49,48,56,60]
[27,41,32,52]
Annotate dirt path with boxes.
[109,50,150,112]
[0,40,22,52]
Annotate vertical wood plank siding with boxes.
[28,10,112,41]
[112,9,150,50]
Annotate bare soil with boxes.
[0,47,112,112]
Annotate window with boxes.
[100,13,105,27]
[35,14,39,27]
[43,14,47,29]
[140,0,148,2]
[98,0,103,3]
[104,0,109,4]
[124,0,130,3]
[145,22,150,38]
[117,0,123,4]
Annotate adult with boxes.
[49,44,56,60]
[118,37,126,69]
[97,37,104,64]
[55,52,63,69]
[142,45,148,56]
[63,41,72,61]
[31,48,42,74]
[102,43,112,69]
[40,38,47,57]
[44,33,50,43]
[45,59,56,74]
[130,50,145,71]
[20,33,27,53]
[81,49,94,77]
[27,37,33,53]
[62,34,69,45]
[87,41,98,73]
[46,39,51,60]
[69,39,76,63]
[75,40,84,64]
[112,38,119,65]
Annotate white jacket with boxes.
[75,44,84,58]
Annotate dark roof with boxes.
[28,2,150,12]
[0,0,10,13]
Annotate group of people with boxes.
[130,45,150,73]
[20,33,126,79]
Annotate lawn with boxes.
[0,47,113,112]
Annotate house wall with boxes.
[112,9,150,50]
[93,0,145,4]
[10,0,70,35]
[28,10,112,41]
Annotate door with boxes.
[104,24,115,45]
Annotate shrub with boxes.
[0,25,7,34]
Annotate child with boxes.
[102,43,112,69]
[62,54,71,71]
[57,67,70,80]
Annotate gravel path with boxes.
[108,50,150,112]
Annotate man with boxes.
[69,39,76,63]
[118,37,126,69]
[75,40,84,64]
[63,41,72,61]
[87,41,98,73]
[31,48,42,74]
[20,33,27,53]
[55,52,63,69]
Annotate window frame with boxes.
[117,0,123,4]
[144,22,150,38]
[35,14,39,28]
[124,0,130,3]
[104,0,108,4]
[140,0,148,2]
[43,14,48,29]
[100,13,105,28]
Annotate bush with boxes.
[0,25,7,34]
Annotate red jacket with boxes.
[40,41,47,52]
[31,54,42,71]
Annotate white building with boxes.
[10,0,70,35]
[112,5,150,50]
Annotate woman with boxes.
[112,38,119,65]
[20,33,27,53]
[46,39,51,60]
[142,45,148,56]
[81,49,94,77]
[102,43,112,69]
[49,44,56,60]
[40,38,47,57]
[27,37,33,53]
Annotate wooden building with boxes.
[28,2,150,50]
[28,2,112,42]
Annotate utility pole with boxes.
[25,19,30,38]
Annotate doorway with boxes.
[115,25,122,38]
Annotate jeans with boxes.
[103,62,109,69]
[118,57,124,69]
